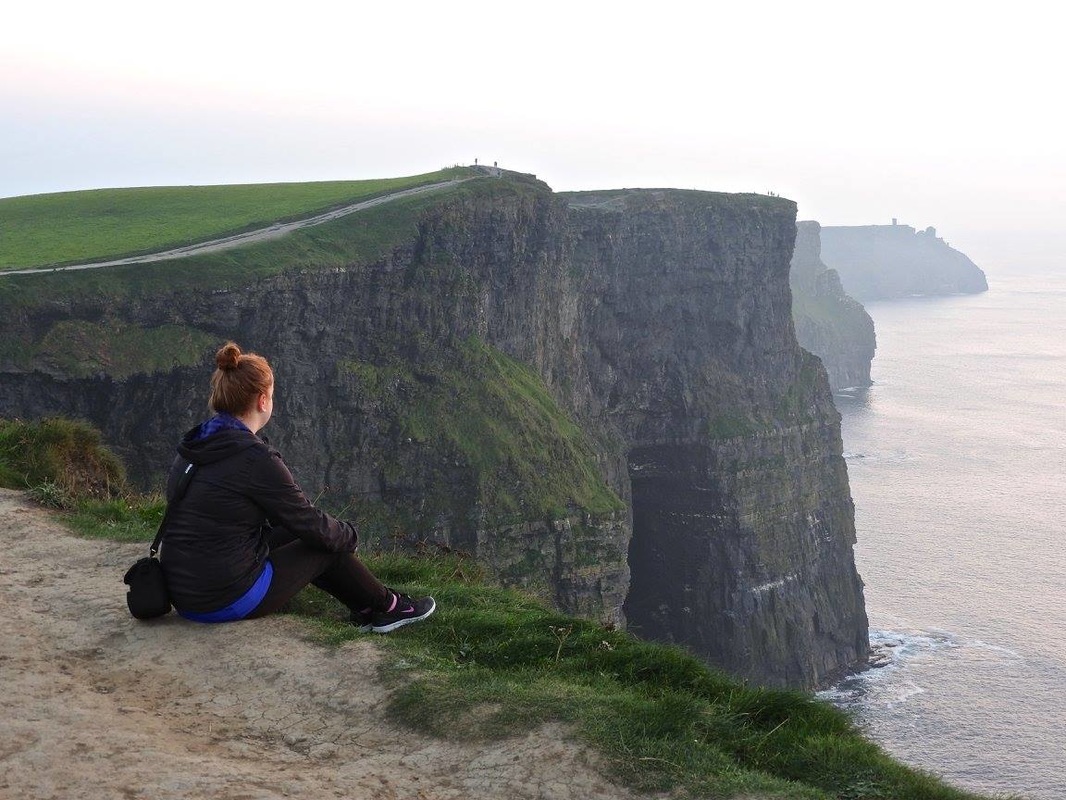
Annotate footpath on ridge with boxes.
[0,177,473,277]
[0,488,643,800]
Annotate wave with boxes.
[820,628,1022,710]
[842,450,915,464]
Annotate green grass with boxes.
[0,172,511,377]
[0,418,162,535]
[288,555,998,800]
[0,178,478,312]
[44,491,1003,799]
[0,417,125,498]
[63,494,166,541]
[11,417,1001,800]
[0,167,473,270]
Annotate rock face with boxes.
[819,222,988,300]
[0,176,869,688]
[790,221,876,390]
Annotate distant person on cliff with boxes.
[159,341,436,632]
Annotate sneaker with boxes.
[349,608,373,633]
[370,589,436,633]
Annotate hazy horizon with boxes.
[4,1,1063,271]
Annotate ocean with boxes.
[822,268,1066,798]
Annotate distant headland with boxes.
[819,221,988,300]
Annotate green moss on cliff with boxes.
[706,411,761,439]
[564,187,792,214]
[791,277,845,326]
[776,351,829,421]
[704,351,827,438]
[20,320,216,378]
[342,337,623,522]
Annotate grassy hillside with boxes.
[0,176,529,316]
[0,167,472,270]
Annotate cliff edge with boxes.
[0,489,643,800]
[0,174,868,688]
[790,221,876,390]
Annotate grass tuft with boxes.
[0,417,126,499]
[343,336,624,523]
[27,480,75,509]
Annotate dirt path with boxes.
[0,489,645,800]
[0,179,467,277]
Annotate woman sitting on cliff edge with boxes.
[160,341,435,632]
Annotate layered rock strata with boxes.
[0,176,869,688]
[790,221,876,390]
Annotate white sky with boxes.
[2,0,1064,270]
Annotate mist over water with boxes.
[825,268,1066,798]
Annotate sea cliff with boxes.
[790,220,876,390]
[819,222,988,299]
[0,173,868,688]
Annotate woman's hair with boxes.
[209,341,274,415]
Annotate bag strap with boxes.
[149,461,196,558]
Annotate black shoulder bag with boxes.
[123,461,195,620]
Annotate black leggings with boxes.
[246,528,389,618]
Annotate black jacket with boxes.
[160,425,357,613]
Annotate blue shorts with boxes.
[178,561,274,623]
